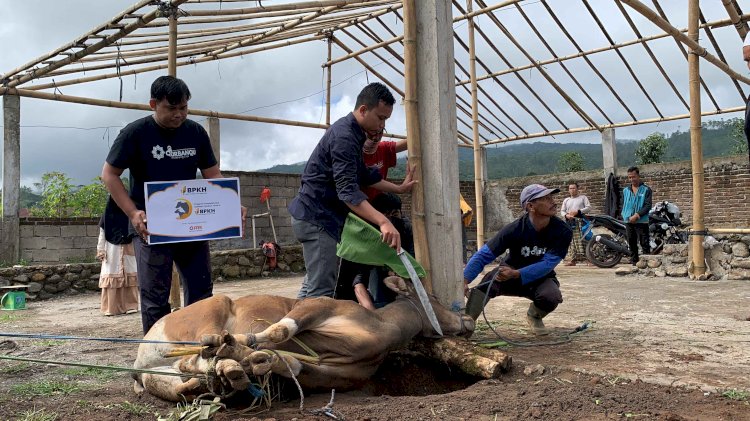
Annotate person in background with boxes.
[560,182,591,266]
[96,217,139,317]
[621,166,652,265]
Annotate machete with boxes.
[397,250,442,336]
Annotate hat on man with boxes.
[520,184,560,210]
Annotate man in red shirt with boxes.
[362,138,408,201]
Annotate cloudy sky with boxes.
[1,1,748,187]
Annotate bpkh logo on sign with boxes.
[181,185,207,194]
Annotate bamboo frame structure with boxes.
[3,0,750,286]
[401,0,431,291]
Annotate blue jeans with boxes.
[292,217,339,298]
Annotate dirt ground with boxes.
[1,265,749,420]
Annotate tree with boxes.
[635,132,668,165]
[31,172,74,217]
[70,177,108,217]
[729,117,747,156]
[558,152,585,172]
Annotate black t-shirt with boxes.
[106,116,217,210]
[486,214,572,279]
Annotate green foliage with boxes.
[0,361,32,374]
[558,152,585,172]
[722,389,749,401]
[61,366,118,381]
[635,132,668,165]
[15,407,59,421]
[728,117,747,156]
[31,172,73,217]
[69,177,107,217]
[11,380,81,397]
[29,173,106,218]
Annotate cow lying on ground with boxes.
[133,276,475,402]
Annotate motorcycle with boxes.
[580,201,687,268]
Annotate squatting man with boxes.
[463,184,572,335]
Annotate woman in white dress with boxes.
[97,220,139,316]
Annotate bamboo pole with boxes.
[688,0,705,277]
[703,228,750,234]
[0,0,156,82]
[721,0,748,39]
[401,0,431,291]
[5,0,190,88]
[204,5,345,58]
[481,106,745,145]
[330,37,404,97]
[185,0,389,15]
[168,11,178,76]
[25,36,327,91]
[325,37,332,125]
[466,0,485,248]
[473,0,600,131]
[167,6,181,310]
[651,0,721,110]
[454,14,748,87]
[0,87,407,140]
[44,28,330,77]
[324,0,521,68]
[620,0,750,85]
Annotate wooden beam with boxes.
[688,0,706,276]
[466,0,485,248]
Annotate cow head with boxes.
[383,276,475,338]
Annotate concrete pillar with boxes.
[207,116,220,167]
[1,94,21,264]
[415,1,462,309]
[602,128,617,178]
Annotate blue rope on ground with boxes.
[0,332,199,345]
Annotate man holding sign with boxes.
[101,76,246,334]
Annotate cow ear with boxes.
[383,276,409,295]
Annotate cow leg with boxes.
[252,298,340,344]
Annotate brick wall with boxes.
[12,156,750,265]
[19,218,100,264]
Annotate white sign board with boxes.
[144,178,242,245]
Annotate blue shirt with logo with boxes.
[464,214,572,285]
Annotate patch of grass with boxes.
[31,339,65,347]
[107,401,156,416]
[0,313,22,323]
[11,380,81,397]
[0,361,32,374]
[60,366,118,381]
[722,389,749,401]
[14,407,58,421]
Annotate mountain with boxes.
[259,118,744,180]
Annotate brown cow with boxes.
[133,276,474,401]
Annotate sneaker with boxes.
[104,312,113,317]
[125,309,138,314]
[563,261,576,266]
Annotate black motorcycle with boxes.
[580,201,687,268]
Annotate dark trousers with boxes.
[625,222,650,261]
[744,97,750,162]
[474,266,563,314]
[133,237,213,334]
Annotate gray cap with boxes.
[520,184,560,209]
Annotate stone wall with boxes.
[0,245,304,301]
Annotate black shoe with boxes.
[630,257,639,266]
